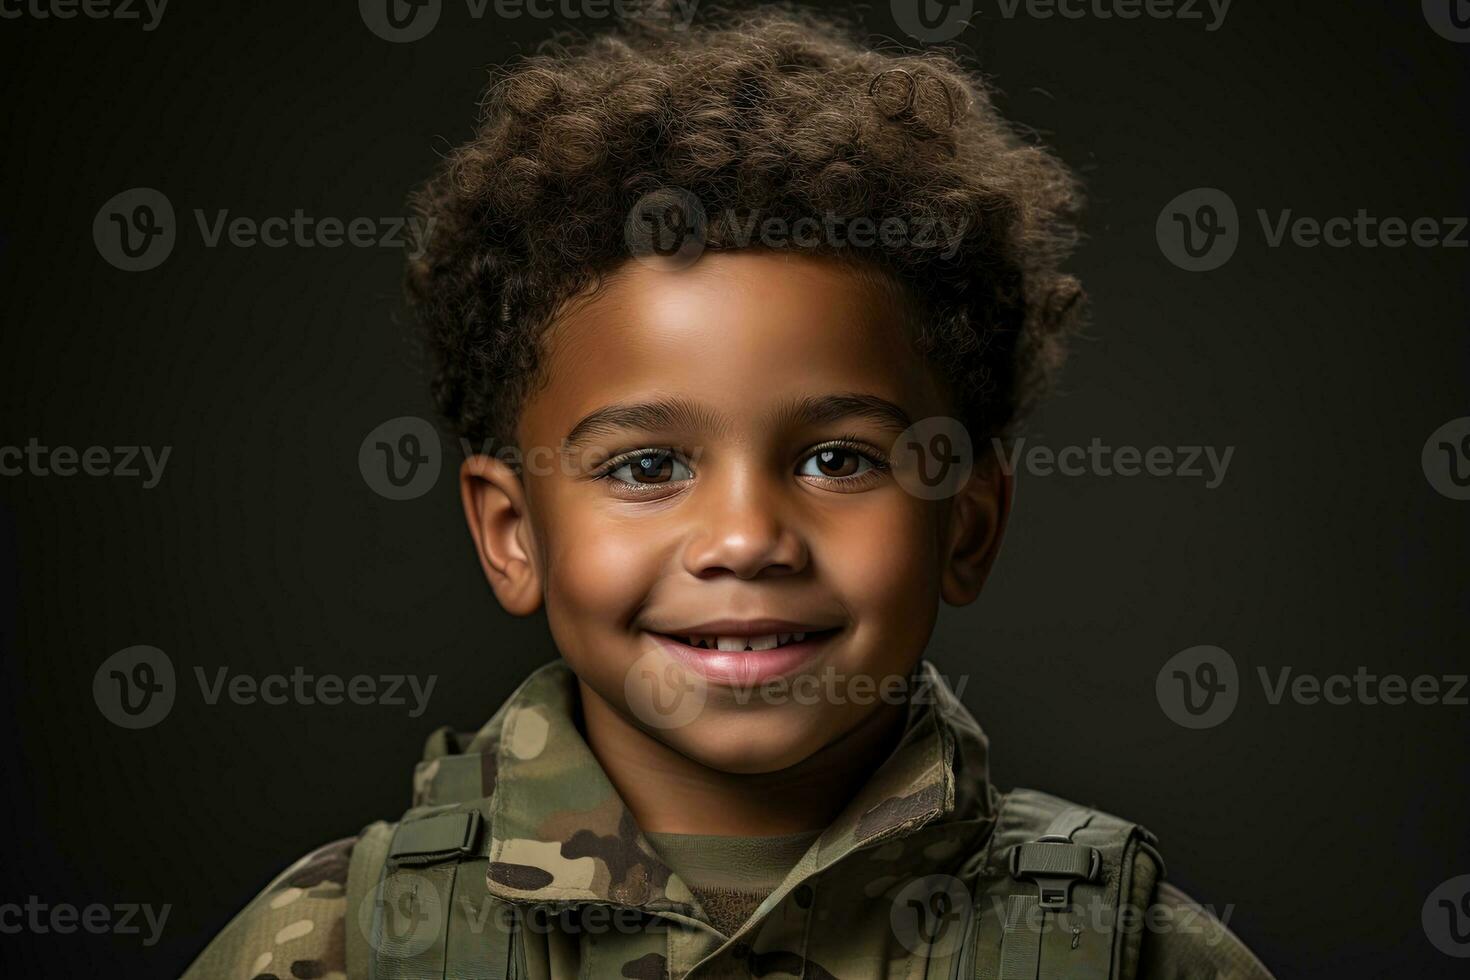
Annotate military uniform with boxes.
[182,661,1274,979]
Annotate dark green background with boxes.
[1,0,1467,976]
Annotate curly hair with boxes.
[405,1,1086,450]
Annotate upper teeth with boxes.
[684,632,806,651]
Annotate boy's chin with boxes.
[651,708,846,776]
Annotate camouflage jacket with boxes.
[182,660,1274,979]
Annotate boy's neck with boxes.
[577,683,908,837]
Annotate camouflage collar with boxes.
[460,659,995,918]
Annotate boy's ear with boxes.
[460,454,543,616]
[940,451,1014,606]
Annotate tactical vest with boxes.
[345,732,1165,980]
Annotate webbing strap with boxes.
[373,858,456,976]
[1043,808,1093,840]
[997,808,1100,979]
[1013,843,1095,880]
[389,811,482,865]
[445,855,515,980]
[999,894,1042,979]
[346,822,395,980]
[369,810,517,980]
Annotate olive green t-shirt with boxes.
[644,830,822,938]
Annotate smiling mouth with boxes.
[653,628,841,653]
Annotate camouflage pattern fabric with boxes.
[182,660,1274,979]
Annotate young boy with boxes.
[185,5,1273,978]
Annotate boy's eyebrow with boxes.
[773,393,915,434]
[562,398,727,450]
[560,393,914,450]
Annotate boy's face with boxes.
[463,251,1008,775]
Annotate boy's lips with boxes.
[645,626,841,686]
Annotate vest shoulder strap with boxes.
[959,787,1165,980]
[345,725,522,980]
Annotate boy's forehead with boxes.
[525,252,941,439]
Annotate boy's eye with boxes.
[799,447,874,480]
[607,451,693,485]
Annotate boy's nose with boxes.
[681,486,809,580]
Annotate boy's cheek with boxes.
[817,496,945,609]
[541,512,660,634]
